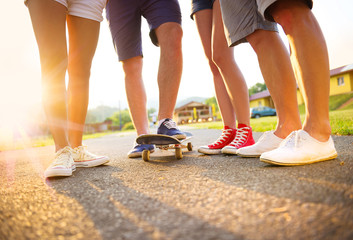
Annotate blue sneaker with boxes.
[127,144,155,158]
[157,118,186,140]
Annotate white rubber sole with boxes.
[74,156,110,167]
[44,165,76,178]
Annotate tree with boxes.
[86,105,119,123]
[204,96,219,112]
[248,82,267,96]
[108,109,132,128]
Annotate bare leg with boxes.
[154,22,183,120]
[122,56,149,136]
[194,8,236,128]
[212,0,250,126]
[269,0,331,141]
[66,16,100,148]
[246,30,302,138]
[27,0,69,151]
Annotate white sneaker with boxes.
[72,146,109,167]
[44,146,75,178]
[260,130,337,166]
[236,131,284,157]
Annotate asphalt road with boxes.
[1,129,353,240]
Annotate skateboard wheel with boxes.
[142,150,150,161]
[187,142,193,151]
[175,148,182,159]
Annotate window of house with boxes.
[337,77,345,86]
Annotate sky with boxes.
[1,0,353,126]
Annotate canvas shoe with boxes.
[72,146,109,167]
[236,131,284,157]
[157,118,186,140]
[198,126,236,155]
[221,126,255,154]
[44,146,76,178]
[128,144,155,158]
[260,130,338,166]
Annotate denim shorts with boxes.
[106,0,182,61]
[190,0,215,20]
[219,0,278,47]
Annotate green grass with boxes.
[329,109,353,135]
[185,109,353,135]
[2,109,352,151]
[340,99,353,110]
[329,92,353,110]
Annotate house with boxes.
[249,63,353,108]
[249,90,274,108]
[329,64,353,95]
[174,101,213,124]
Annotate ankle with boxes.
[274,122,301,139]
[303,121,331,142]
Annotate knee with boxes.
[68,59,92,81]
[211,44,230,70]
[269,1,312,34]
[158,23,183,52]
[41,53,68,79]
[122,56,143,80]
[246,30,276,54]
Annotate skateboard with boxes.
[136,133,193,161]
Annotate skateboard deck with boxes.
[136,134,193,161]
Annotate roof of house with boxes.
[330,63,353,76]
[175,101,208,111]
[249,89,271,101]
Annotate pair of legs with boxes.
[221,0,336,164]
[27,0,100,151]
[193,0,249,129]
[246,0,331,141]
[121,22,183,136]
[267,0,331,141]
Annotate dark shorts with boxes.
[258,0,313,22]
[190,0,215,20]
[106,0,182,61]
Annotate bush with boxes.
[122,122,135,131]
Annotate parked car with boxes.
[250,106,276,118]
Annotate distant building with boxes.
[174,101,213,124]
[329,64,353,95]
[249,63,353,108]
[249,90,274,108]
[84,119,112,134]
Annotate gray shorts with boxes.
[258,0,313,22]
[219,0,278,47]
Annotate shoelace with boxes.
[209,128,234,147]
[280,131,299,148]
[163,120,178,129]
[53,146,72,166]
[229,127,250,148]
[74,146,96,159]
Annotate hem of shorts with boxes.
[118,52,143,62]
[150,19,181,47]
[190,6,213,20]
[68,11,103,22]
[228,22,277,47]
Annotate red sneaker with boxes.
[198,126,236,155]
[221,126,255,155]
